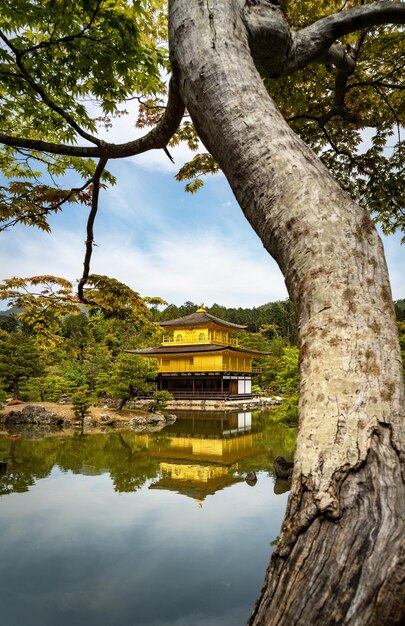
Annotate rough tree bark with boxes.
[169,1,405,624]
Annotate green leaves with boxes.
[108,352,157,403]
[175,153,220,192]
[264,5,404,238]
[80,274,161,329]
[0,276,79,347]
[0,274,163,347]
[0,329,44,399]
[0,0,167,221]
[72,387,92,420]
[0,180,94,232]
[0,0,168,121]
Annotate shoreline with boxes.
[162,396,282,411]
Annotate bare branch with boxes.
[77,158,108,303]
[0,75,185,159]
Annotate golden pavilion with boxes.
[127,307,268,399]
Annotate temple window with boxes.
[176,334,183,342]
[198,332,205,341]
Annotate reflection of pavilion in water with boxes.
[146,411,263,503]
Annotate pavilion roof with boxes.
[159,311,247,330]
[126,344,269,356]
[149,473,244,500]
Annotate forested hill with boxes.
[0,307,23,317]
[395,299,405,321]
[153,300,298,342]
[153,298,405,342]
[1,299,404,344]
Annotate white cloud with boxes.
[0,221,287,307]
[0,162,402,309]
[2,215,404,308]
[103,161,167,227]
[0,226,85,283]
[93,230,288,306]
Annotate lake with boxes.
[0,409,296,626]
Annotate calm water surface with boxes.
[0,410,296,626]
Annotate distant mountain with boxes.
[256,300,290,310]
[0,306,23,317]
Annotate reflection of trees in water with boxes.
[0,415,297,497]
[108,433,159,492]
[236,411,297,479]
[0,431,161,496]
[0,436,59,495]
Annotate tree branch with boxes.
[18,0,104,59]
[348,80,405,91]
[77,158,107,303]
[0,29,106,148]
[244,1,405,78]
[287,1,405,74]
[0,75,185,159]
[334,29,368,113]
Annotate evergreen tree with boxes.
[108,353,157,410]
[72,387,92,424]
[0,330,43,400]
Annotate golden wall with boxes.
[157,351,254,373]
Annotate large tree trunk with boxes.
[169,1,405,624]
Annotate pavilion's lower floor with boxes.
[157,372,254,399]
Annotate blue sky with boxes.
[0,114,403,308]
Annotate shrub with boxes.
[151,390,173,412]
[252,384,265,396]
[72,387,92,421]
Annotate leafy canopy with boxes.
[0,275,165,347]
[175,1,404,236]
[0,0,167,132]
[0,0,403,337]
[0,0,169,230]
[268,1,404,236]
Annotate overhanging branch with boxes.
[0,75,185,160]
[287,1,405,74]
[0,29,105,148]
[244,0,405,78]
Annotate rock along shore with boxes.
[0,403,177,435]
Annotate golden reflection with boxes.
[148,412,263,503]
[150,461,244,501]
